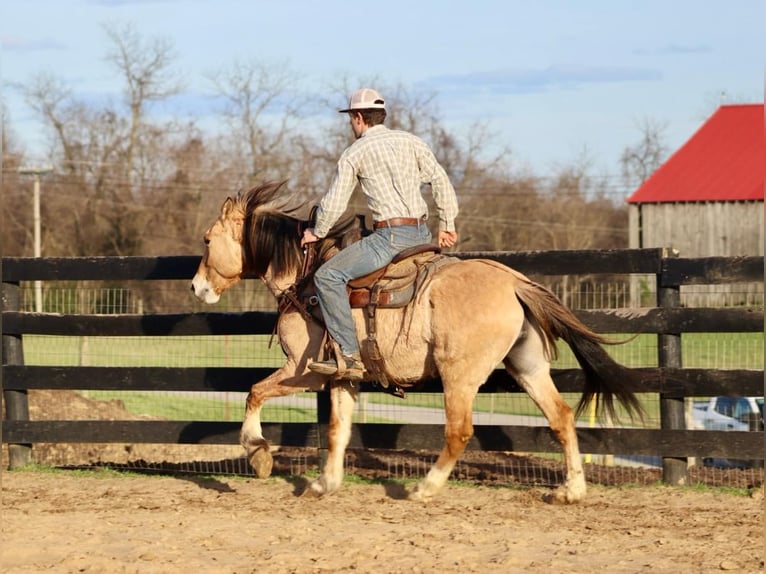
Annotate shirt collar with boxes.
[361,124,388,138]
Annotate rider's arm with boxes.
[314,155,358,238]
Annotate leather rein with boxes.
[276,240,322,323]
[269,214,331,346]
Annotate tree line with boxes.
[1,22,667,260]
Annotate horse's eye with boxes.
[204,237,210,246]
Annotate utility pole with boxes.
[18,166,53,312]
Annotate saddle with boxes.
[289,212,457,396]
[347,244,457,396]
[348,244,444,308]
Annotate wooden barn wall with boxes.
[628,201,764,307]
[629,201,764,257]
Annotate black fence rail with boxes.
[2,248,763,486]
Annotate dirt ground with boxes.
[2,390,765,572]
[2,467,764,574]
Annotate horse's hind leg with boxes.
[505,323,586,504]
[306,381,358,497]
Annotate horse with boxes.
[191,180,643,503]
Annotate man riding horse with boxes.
[300,88,459,381]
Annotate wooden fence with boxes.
[2,248,763,485]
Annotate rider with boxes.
[301,87,459,379]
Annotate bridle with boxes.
[275,240,321,323]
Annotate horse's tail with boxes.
[511,271,644,422]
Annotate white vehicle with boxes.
[692,396,764,431]
[691,396,764,468]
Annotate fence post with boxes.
[657,248,687,485]
[2,280,32,468]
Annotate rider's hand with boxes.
[438,230,457,248]
[301,228,320,247]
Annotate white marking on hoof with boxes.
[408,482,434,503]
[544,485,585,505]
[248,447,273,478]
[304,477,328,498]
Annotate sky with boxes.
[1,0,764,185]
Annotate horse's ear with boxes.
[221,197,235,217]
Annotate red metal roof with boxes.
[627,104,765,203]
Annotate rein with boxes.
[261,206,357,348]
[268,228,325,348]
[277,242,319,321]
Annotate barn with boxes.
[627,103,764,305]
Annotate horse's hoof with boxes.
[543,487,583,505]
[301,484,323,498]
[407,485,433,503]
[302,477,327,498]
[249,447,273,478]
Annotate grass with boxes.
[81,390,319,422]
[22,334,286,368]
[686,481,753,497]
[22,332,764,370]
[6,463,146,479]
[6,464,256,484]
[549,332,764,370]
[6,464,756,497]
[80,390,396,423]
[21,331,763,424]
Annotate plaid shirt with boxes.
[313,125,458,237]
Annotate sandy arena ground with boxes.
[1,468,763,573]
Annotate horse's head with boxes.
[191,195,247,304]
[192,179,365,304]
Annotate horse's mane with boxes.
[238,180,361,278]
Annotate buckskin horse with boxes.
[191,180,643,503]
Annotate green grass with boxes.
[22,332,763,370]
[81,390,318,422]
[22,334,287,368]
[549,332,763,370]
[7,463,148,479]
[7,464,756,496]
[21,331,762,424]
[80,390,396,423]
[7,464,257,483]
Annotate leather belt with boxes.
[373,215,426,230]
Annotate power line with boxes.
[0,175,638,200]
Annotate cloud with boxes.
[419,64,662,96]
[660,43,711,55]
[633,43,712,56]
[0,36,66,52]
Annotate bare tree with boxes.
[18,24,184,256]
[620,117,668,188]
[9,48,631,262]
[103,21,182,182]
[208,58,300,184]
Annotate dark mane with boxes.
[240,180,361,278]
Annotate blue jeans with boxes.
[314,223,432,356]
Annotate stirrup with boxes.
[309,354,365,381]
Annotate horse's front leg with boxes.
[241,365,323,478]
[306,381,358,497]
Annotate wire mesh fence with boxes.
[5,278,764,489]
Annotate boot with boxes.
[309,352,365,381]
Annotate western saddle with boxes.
[283,215,457,396]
